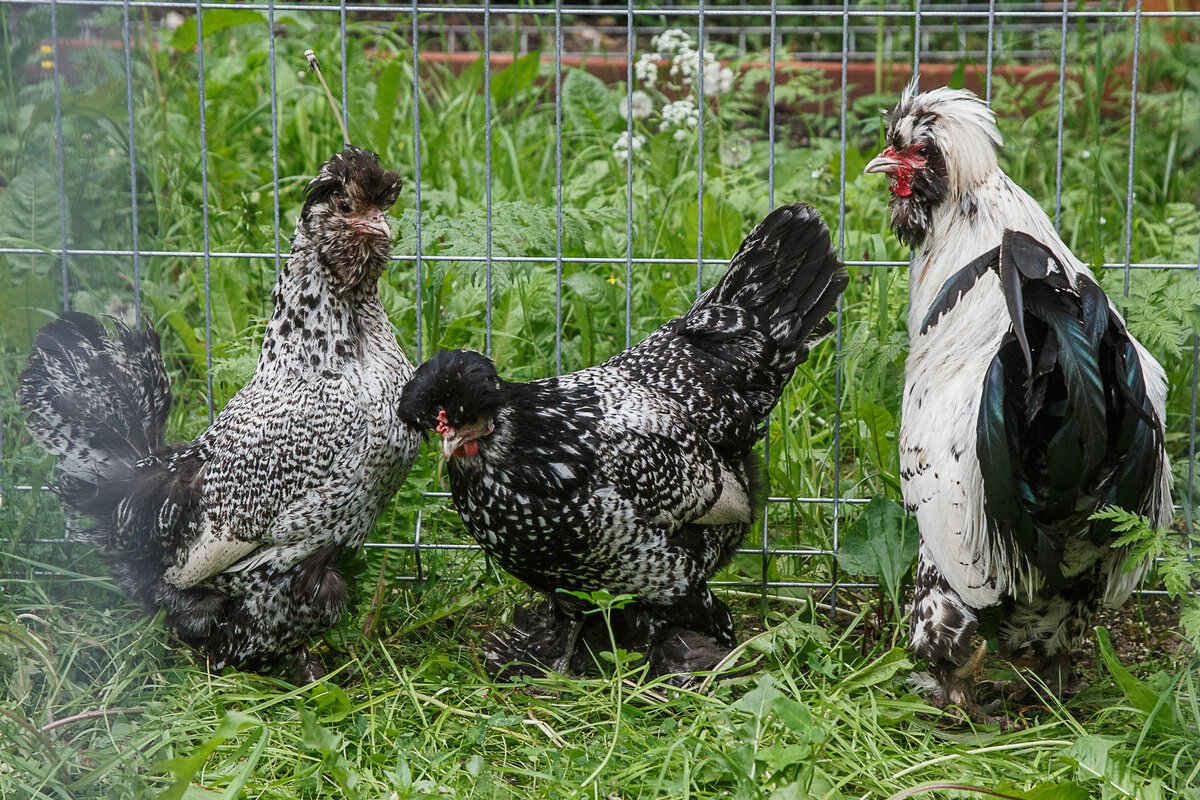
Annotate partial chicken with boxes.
[399,203,847,682]
[864,81,1171,717]
[20,147,419,682]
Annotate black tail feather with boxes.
[19,313,179,551]
[20,313,170,475]
[705,202,848,377]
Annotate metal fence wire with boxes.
[3,1,1199,604]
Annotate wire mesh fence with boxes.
[1,0,1198,604]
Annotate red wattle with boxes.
[891,170,915,197]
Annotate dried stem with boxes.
[305,49,350,146]
[40,707,145,734]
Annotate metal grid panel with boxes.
[3,0,1197,601]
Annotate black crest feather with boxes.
[302,146,402,221]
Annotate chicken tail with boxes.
[19,312,174,535]
[681,203,848,422]
[707,202,847,369]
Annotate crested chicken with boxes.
[399,202,847,682]
[865,81,1171,717]
[20,147,419,683]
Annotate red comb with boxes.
[435,408,451,435]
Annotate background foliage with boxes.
[1,3,1198,798]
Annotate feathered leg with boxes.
[201,545,349,682]
[484,601,586,679]
[997,579,1099,699]
[910,542,995,718]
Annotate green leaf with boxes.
[838,647,911,690]
[858,400,897,485]
[1095,626,1176,730]
[1022,781,1091,800]
[161,309,210,371]
[29,80,128,130]
[564,271,610,305]
[562,68,621,132]
[308,682,353,724]
[170,9,266,51]
[771,697,825,744]
[0,166,63,248]
[154,712,261,800]
[486,712,525,728]
[768,780,818,800]
[299,705,343,754]
[491,51,542,105]
[1059,734,1112,780]
[730,674,782,723]
[371,62,404,155]
[837,496,918,597]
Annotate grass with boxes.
[1,3,1200,798]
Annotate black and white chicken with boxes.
[399,202,847,681]
[864,81,1171,715]
[19,147,419,682]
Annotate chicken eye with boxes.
[337,199,353,214]
[915,145,929,158]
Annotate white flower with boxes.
[660,98,699,132]
[1100,216,1107,225]
[1081,149,1092,159]
[702,61,735,96]
[612,131,646,163]
[651,29,693,57]
[163,11,186,32]
[673,129,688,141]
[810,168,823,179]
[1166,216,1176,224]
[634,53,660,88]
[618,90,653,121]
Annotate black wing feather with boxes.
[976,231,1165,584]
[920,245,1000,335]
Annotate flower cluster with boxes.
[617,90,654,121]
[612,131,647,164]
[641,28,734,97]
[614,29,736,159]
[660,99,700,141]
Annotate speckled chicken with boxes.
[864,82,1171,718]
[399,203,848,681]
[19,147,419,683]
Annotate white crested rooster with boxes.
[864,80,1171,718]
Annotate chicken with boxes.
[19,146,419,683]
[864,81,1171,716]
[398,203,847,681]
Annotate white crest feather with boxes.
[891,81,1004,197]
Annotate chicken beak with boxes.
[439,417,494,461]
[863,146,906,175]
[440,430,465,461]
[351,208,391,240]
